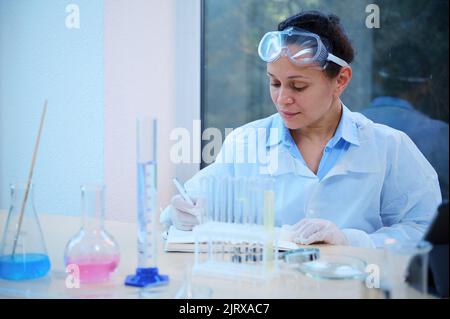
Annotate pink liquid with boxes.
[66,255,120,283]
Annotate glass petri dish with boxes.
[298,254,367,280]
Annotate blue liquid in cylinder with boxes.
[0,253,51,280]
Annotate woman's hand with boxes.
[291,218,349,245]
[169,194,206,231]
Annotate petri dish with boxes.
[298,254,367,280]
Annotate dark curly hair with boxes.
[278,10,355,78]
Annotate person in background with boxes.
[362,42,449,201]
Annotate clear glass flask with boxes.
[64,185,120,284]
[0,183,51,280]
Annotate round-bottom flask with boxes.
[64,185,120,284]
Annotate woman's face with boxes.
[267,56,340,130]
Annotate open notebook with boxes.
[163,225,299,252]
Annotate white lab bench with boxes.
[0,212,431,299]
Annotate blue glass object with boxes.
[125,117,169,288]
[0,184,51,281]
[0,253,50,280]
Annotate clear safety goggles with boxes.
[258,27,349,68]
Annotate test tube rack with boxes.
[192,221,280,281]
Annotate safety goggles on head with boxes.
[258,27,349,68]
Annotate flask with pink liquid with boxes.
[64,185,120,284]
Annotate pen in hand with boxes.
[172,177,195,206]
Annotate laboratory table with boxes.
[0,212,430,299]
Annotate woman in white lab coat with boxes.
[161,10,441,248]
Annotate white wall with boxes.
[0,0,104,215]
[174,0,202,184]
[104,0,201,222]
[0,0,201,222]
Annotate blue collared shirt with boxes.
[162,103,442,248]
[275,106,358,180]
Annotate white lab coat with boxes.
[162,105,442,248]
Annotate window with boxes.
[202,0,449,199]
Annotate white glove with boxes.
[169,194,206,231]
[290,218,349,246]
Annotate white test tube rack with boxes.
[192,175,278,281]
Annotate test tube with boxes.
[199,177,207,222]
[218,176,223,223]
[256,184,263,226]
[248,178,256,226]
[245,179,252,225]
[208,176,215,222]
[235,177,245,225]
[263,190,275,230]
[213,176,220,222]
[238,179,245,225]
[263,189,275,272]
[227,177,233,223]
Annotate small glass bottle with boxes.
[64,185,120,284]
[0,183,51,280]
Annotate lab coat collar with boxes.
[337,104,360,147]
[265,108,381,178]
[266,102,360,148]
[322,145,381,180]
[322,116,381,180]
[265,145,317,178]
[266,141,381,178]
[265,115,287,148]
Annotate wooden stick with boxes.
[12,100,48,257]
